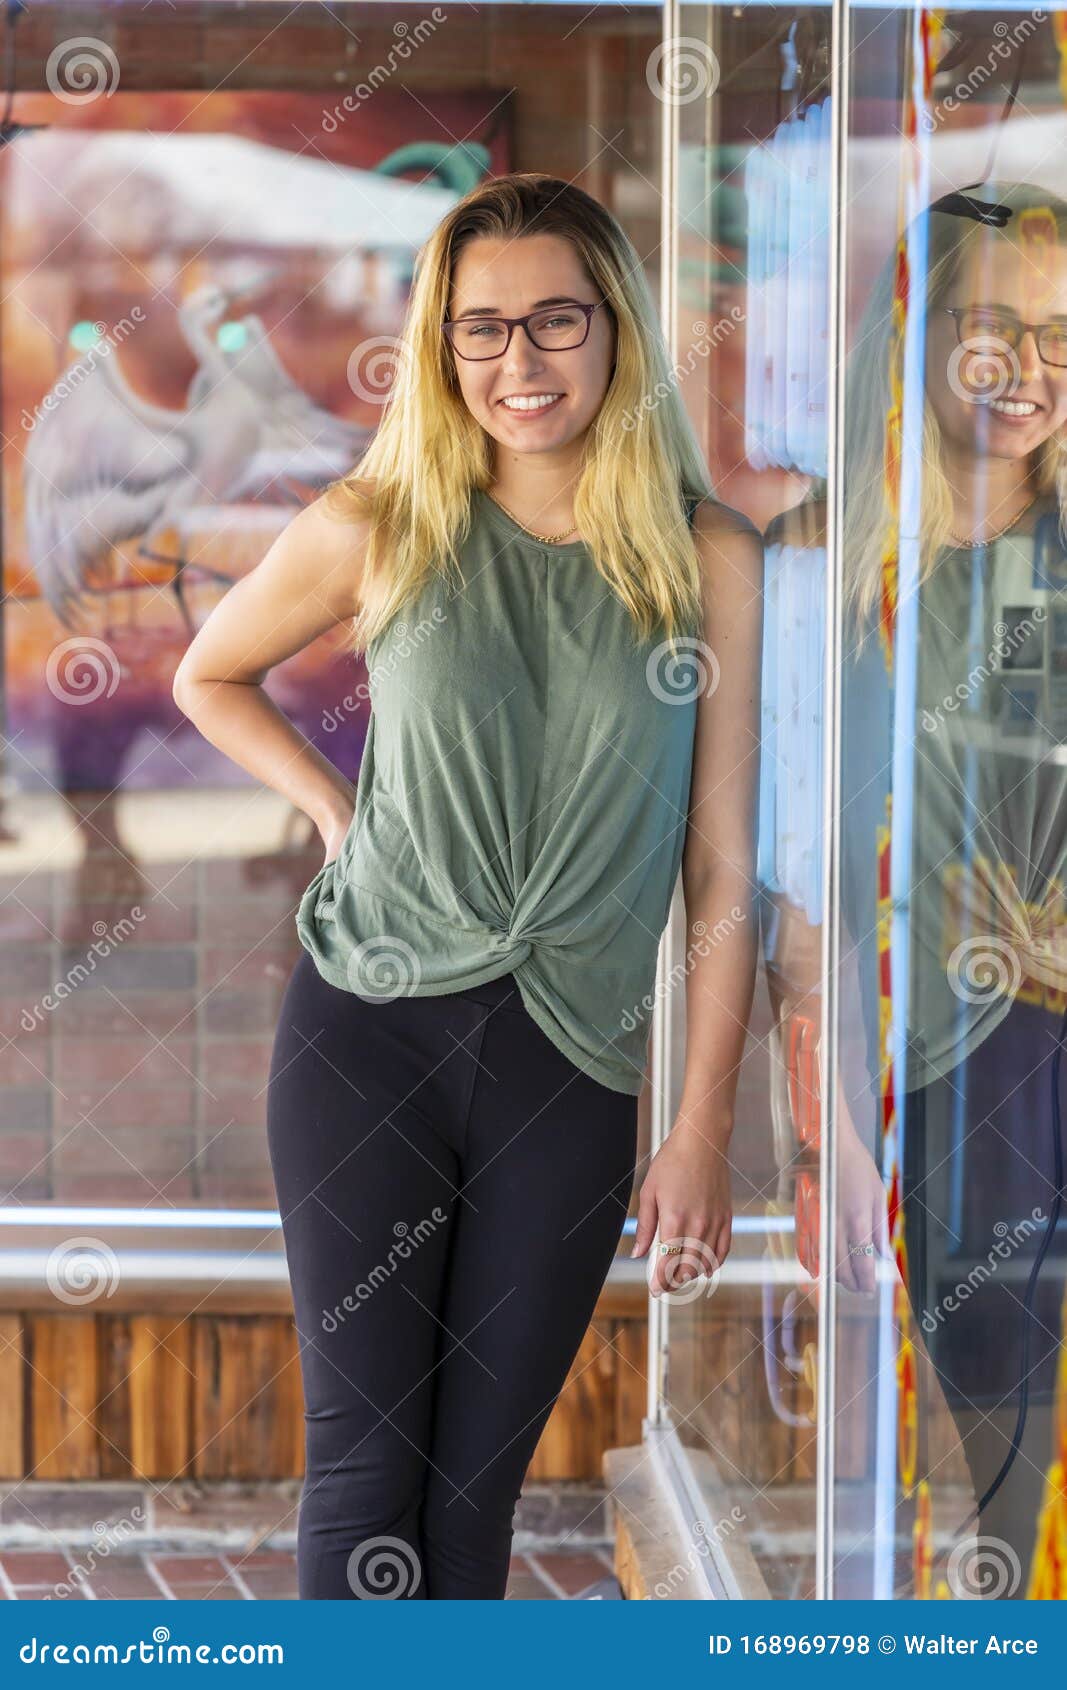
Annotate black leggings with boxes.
[266,949,639,1599]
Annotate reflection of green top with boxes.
[296,488,701,1096]
[842,495,1067,1094]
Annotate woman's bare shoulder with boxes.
[763,495,827,551]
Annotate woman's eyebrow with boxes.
[451,295,585,319]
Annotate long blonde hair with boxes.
[323,172,715,654]
[835,181,1067,637]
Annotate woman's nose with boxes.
[1015,326,1043,384]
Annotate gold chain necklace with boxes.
[486,490,579,545]
[948,493,1037,549]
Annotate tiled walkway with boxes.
[0,1548,620,1600]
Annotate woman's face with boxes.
[925,230,1067,462]
[445,233,616,459]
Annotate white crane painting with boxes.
[23,278,371,634]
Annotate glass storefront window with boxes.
[657,0,1067,1601]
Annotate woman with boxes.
[173,173,763,1600]
[767,180,1067,1593]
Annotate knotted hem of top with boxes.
[292,931,645,1099]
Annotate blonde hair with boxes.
[833,181,1067,639]
[322,172,715,654]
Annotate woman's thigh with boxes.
[266,952,476,1469]
[420,998,639,1561]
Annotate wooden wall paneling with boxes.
[97,1315,134,1478]
[192,1317,303,1480]
[0,1316,25,1478]
[612,1318,648,1451]
[29,1315,99,1480]
[128,1316,195,1480]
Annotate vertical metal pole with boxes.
[647,0,682,1434]
[816,0,852,1605]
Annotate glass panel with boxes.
[663,0,1067,1605]
[660,1,832,1600]
[0,4,666,1251]
[834,5,1067,1602]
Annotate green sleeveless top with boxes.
[295,486,702,1095]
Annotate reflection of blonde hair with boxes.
[833,181,1067,637]
[323,172,714,655]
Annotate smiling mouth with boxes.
[985,397,1041,417]
[498,393,564,412]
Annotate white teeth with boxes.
[501,393,562,411]
[989,399,1037,416]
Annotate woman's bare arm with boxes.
[172,493,371,857]
[676,501,765,1140]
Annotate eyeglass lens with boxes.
[956,307,1067,368]
[449,307,589,359]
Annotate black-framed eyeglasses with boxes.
[945,306,1067,369]
[442,300,605,361]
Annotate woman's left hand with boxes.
[631,1116,733,1296]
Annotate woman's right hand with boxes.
[319,798,356,868]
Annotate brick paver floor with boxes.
[0,1547,620,1600]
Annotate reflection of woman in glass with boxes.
[173,175,764,1599]
[820,181,1067,1590]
